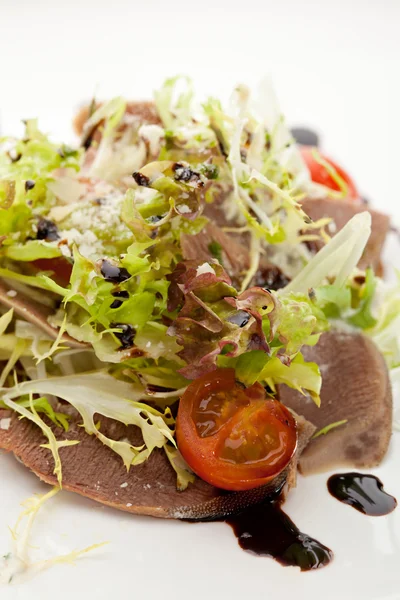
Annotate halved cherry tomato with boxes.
[176,368,297,491]
[300,146,359,201]
[32,257,72,287]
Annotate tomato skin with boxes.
[176,369,297,491]
[32,257,72,287]
[300,146,359,201]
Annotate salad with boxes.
[0,77,398,573]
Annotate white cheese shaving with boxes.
[120,482,128,488]
[48,204,76,223]
[196,262,215,276]
[6,290,17,298]
[58,192,131,259]
[47,176,86,205]
[139,124,165,156]
[134,187,159,205]
[0,417,11,430]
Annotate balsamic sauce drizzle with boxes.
[216,473,397,570]
[225,499,333,571]
[327,473,397,517]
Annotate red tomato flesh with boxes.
[176,368,297,491]
[300,146,359,201]
[32,257,72,287]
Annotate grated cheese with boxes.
[196,262,215,276]
[138,124,165,156]
[58,192,131,259]
[0,418,11,430]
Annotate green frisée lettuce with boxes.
[0,486,107,585]
[360,274,400,373]
[221,351,322,405]
[283,212,372,294]
[0,119,81,246]
[280,212,400,389]
[0,73,398,498]
[0,309,14,336]
[312,420,348,439]
[154,76,194,130]
[1,371,176,474]
[2,394,79,486]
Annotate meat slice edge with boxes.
[0,279,87,349]
[0,405,314,520]
[279,330,393,475]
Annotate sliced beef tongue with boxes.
[0,404,314,521]
[180,222,250,286]
[0,280,86,349]
[180,222,288,291]
[279,330,393,475]
[73,101,161,139]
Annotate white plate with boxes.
[0,217,399,600]
[0,436,399,600]
[1,0,400,597]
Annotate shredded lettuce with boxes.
[0,73,398,501]
[283,212,372,294]
[154,76,194,129]
[0,487,107,584]
[164,445,195,491]
[1,371,176,473]
[0,308,13,336]
[2,394,78,486]
[312,420,348,439]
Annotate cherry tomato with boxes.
[176,368,297,491]
[33,258,72,287]
[300,146,359,201]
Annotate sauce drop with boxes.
[290,127,319,147]
[226,500,333,571]
[100,260,131,284]
[327,472,397,516]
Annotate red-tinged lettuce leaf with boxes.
[168,317,240,379]
[166,262,274,379]
[167,260,236,312]
[225,286,276,352]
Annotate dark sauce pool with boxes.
[192,474,396,571]
[226,499,333,571]
[327,472,397,516]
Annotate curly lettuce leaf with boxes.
[283,212,372,294]
[0,120,81,245]
[2,394,79,486]
[164,445,195,491]
[3,240,62,261]
[0,486,107,584]
[166,258,324,399]
[1,371,175,471]
[312,419,348,439]
[219,349,321,405]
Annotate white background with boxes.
[0,1,400,598]
[0,0,399,222]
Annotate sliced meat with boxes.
[279,330,392,475]
[0,279,86,349]
[73,101,161,139]
[181,222,289,290]
[301,197,390,273]
[0,403,314,520]
[180,223,249,285]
